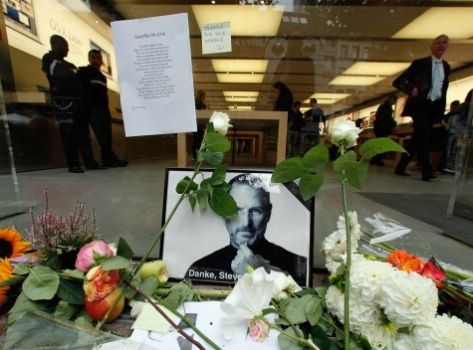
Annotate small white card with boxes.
[201,21,232,55]
[111,13,196,137]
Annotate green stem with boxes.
[341,169,351,350]
[155,295,223,350]
[155,287,231,299]
[269,323,320,350]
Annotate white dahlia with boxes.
[414,314,473,350]
[378,269,438,327]
[325,285,381,334]
[350,259,394,303]
[393,334,416,350]
[362,325,396,350]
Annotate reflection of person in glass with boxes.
[185,174,307,285]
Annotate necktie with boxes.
[430,60,442,101]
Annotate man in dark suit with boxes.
[393,34,450,181]
[185,174,307,285]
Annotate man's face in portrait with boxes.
[225,183,272,249]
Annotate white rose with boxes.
[330,119,362,148]
[269,270,302,301]
[209,111,232,136]
[414,314,473,350]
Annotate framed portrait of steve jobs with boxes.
[160,168,314,287]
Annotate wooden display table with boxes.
[177,110,287,167]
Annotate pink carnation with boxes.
[75,240,114,272]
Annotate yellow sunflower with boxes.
[0,258,13,305]
[0,227,31,259]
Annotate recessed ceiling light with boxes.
[228,105,253,111]
[217,73,264,83]
[329,76,385,86]
[225,97,258,102]
[223,91,259,97]
[342,62,410,76]
[393,7,473,39]
[211,59,268,73]
[192,5,283,36]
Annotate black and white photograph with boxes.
[160,168,313,287]
[90,41,112,76]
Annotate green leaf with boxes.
[188,195,197,211]
[200,178,213,193]
[22,266,60,301]
[210,165,227,186]
[8,292,46,325]
[176,176,198,194]
[205,131,231,152]
[74,312,93,327]
[196,190,208,210]
[360,137,406,160]
[102,256,130,271]
[333,150,357,172]
[206,122,215,133]
[163,282,194,310]
[346,161,369,190]
[299,173,324,201]
[310,325,334,350]
[306,296,323,326]
[117,237,134,259]
[140,275,159,297]
[303,144,329,172]
[0,275,25,288]
[13,263,30,275]
[210,187,238,219]
[54,300,76,320]
[278,326,305,350]
[202,151,224,166]
[284,294,314,324]
[57,278,84,305]
[272,157,307,183]
[61,269,84,280]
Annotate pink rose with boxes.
[248,318,269,342]
[75,240,114,272]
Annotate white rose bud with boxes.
[330,120,362,149]
[209,111,232,136]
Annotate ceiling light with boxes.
[309,93,351,100]
[192,5,283,36]
[342,62,410,76]
[212,59,268,73]
[229,105,253,111]
[329,76,385,86]
[393,7,473,39]
[223,91,259,97]
[225,97,258,102]
[217,73,264,83]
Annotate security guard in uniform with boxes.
[77,50,128,168]
[42,35,99,173]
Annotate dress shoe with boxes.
[68,166,84,173]
[394,170,410,176]
[422,173,437,182]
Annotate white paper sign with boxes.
[201,21,232,55]
[111,14,196,136]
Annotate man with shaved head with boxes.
[393,34,450,181]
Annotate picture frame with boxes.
[160,168,314,287]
